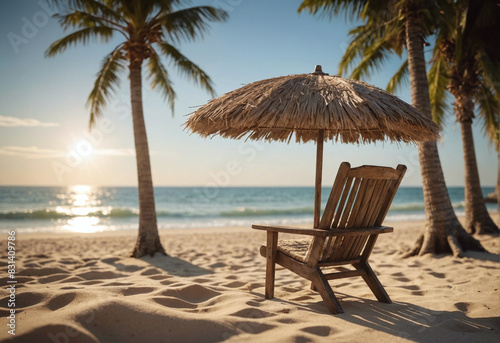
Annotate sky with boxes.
[0,0,496,187]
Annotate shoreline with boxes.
[10,211,498,239]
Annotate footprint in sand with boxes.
[223,281,247,288]
[148,275,171,281]
[160,284,221,303]
[151,296,197,309]
[47,292,77,311]
[397,285,420,291]
[245,300,264,307]
[77,270,126,280]
[121,287,156,296]
[429,272,445,279]
[13,324,95,343]
[230,308,276,319]
[38,274,71,284]
[140,268,162,276]
[1,291,45,309]
[300,325,332,337]
[290,295,314,302]
[454,302,470,312]
[394,276,411,282]
[18,267,69,277]
[103,282,134,287]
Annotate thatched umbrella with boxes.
[185,65,439,227]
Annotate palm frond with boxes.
[147,48,176,114]
[427,54,450,127]
[338,15,404,77]
[386,59,408,94]
[349,38,390,80]
[55,10,127,33]
[474,82,499,150]
[338,24,375,76]
[477,53,500,97]
[157,41,216,97]
[45,26,114,57]
[87,45,127,127]
[298,0,368,21]
[156,6,227,43]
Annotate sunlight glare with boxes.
[64,216,103,233]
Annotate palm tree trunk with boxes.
[404,6,484,256]
[129,63,166,257]
[459,116,499,234]
[498,146,500,222]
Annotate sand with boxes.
[0,218,499,343]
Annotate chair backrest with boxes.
[311,162,406,263]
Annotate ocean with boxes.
[0,186,496,234]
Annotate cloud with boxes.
[0,146,65,159]
[0,146,172,159]
[95,149,136,156]
[95,149,172,157]
[0,115,59,127]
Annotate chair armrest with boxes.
[252,224,331,236]
[251,224,393,237]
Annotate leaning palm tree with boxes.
[428,0,499,234]
[46,0,227,257]
[298,0,484,256]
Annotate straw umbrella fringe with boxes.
[186,73,440,144]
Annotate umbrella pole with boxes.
[314,130,325,228]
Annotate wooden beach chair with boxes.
[252,162,407,314]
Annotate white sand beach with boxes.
[0,217,498,342]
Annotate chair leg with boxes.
[265,231,278,299]
[354,261,391,303]
[310,282,317,291]
[310,267,344,314]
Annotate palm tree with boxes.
[298,0,484,256]
[46,0,227,257]
[428,0,499,234]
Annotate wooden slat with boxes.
[326,177,361,261]
[366,179,391,226]
[319,162,350,228]
[348,166,401,179]
[322,176,353,260]
[252,224,333,236]
[265,231,278,299]
[323,269,366,280]
[253,224,393,237]
[337,177,361,229]
[339,178,373,261]
[318,257,361,267]
[331,177,354,228]
[375,164,407,225]
[349,179,384,258]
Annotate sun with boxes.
[73,140,94,159]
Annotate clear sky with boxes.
[0,0,496,187]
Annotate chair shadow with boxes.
[140,255,212,277]
[249,291,499,342]
[317,293,498,342]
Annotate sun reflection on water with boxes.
[58,185,104,233]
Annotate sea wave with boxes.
[220,207,314,217]
[389,201,465,212]
[0,201,467,221]
[0,208,139,220]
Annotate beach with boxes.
[0,216,498,342]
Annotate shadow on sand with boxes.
[140,255,212,277]
[268,292,499,342]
